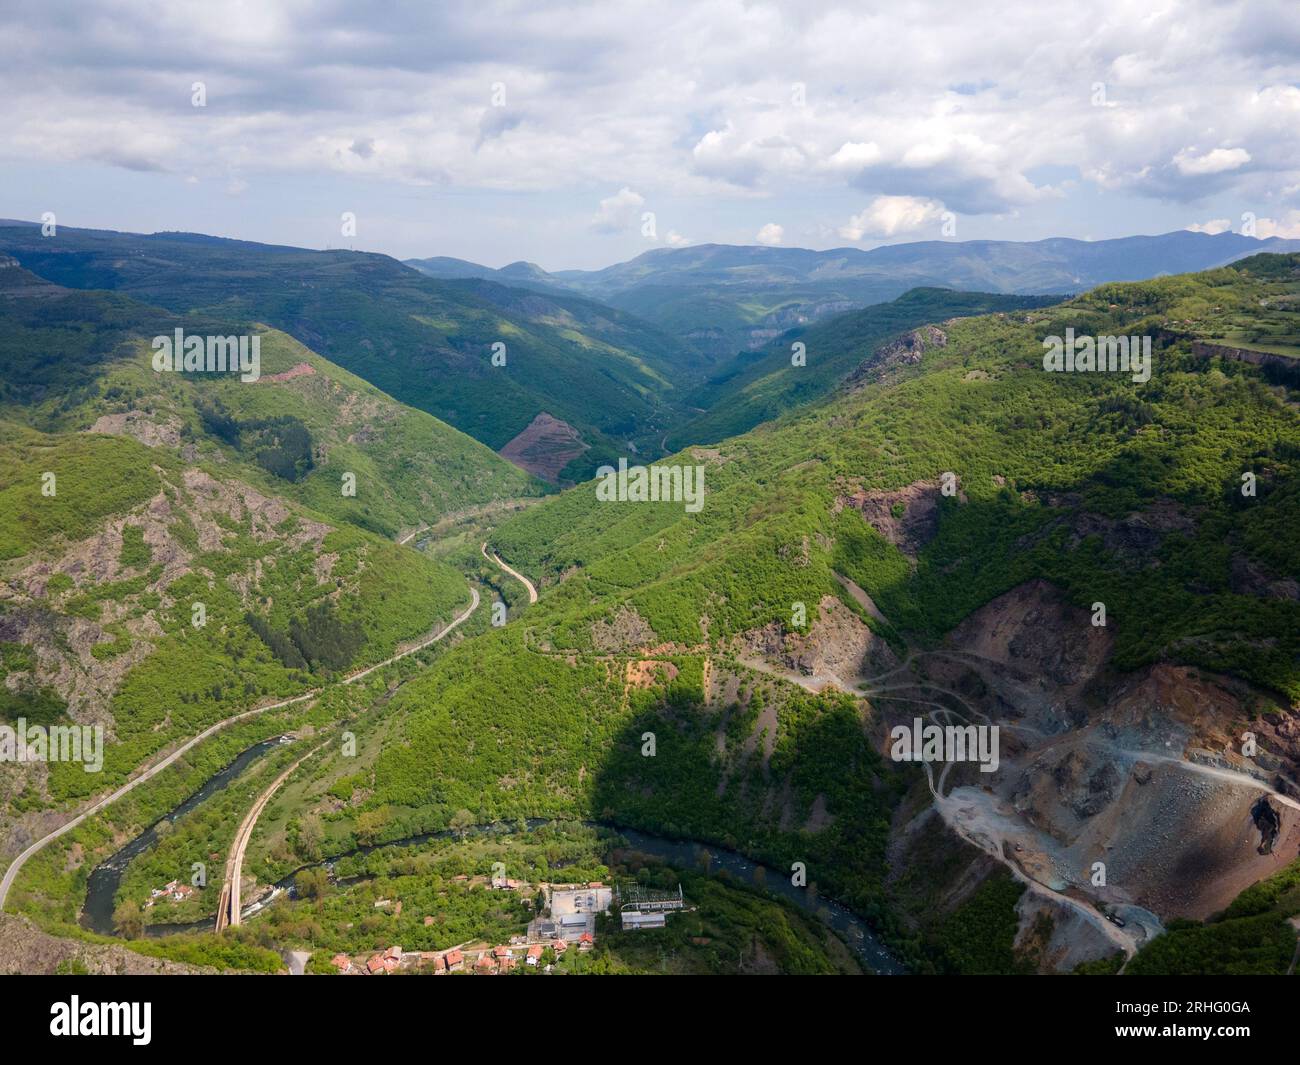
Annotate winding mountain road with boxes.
[864,658,1300,964]
[482,542,537,603]
[0,583,480,914]
[220,553,527,929]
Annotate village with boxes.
[325,876,687,976]
[145,879,196,908]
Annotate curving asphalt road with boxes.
[213,584,483,929]
[0,584,480,913]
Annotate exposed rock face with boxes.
[1067,500,1197,568]
[0,913,213,975]
[1231,553,1300,600]
[943,578,1110,691]
[0,463,339,845]
[1047,753,1121,819]
[1252,795,1282,855]
[591,605,657,653]
[836,479,947,558]
[88,411,182,449]
[876,577,1300,969]
[1016,499,1199,571]
[736,594,897,689]
[847,325,947,387]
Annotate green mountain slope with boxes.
[0,416,469,803]
[0,256,542,537]
[0,224,700,481]
[0,259,509,814]
[669,287,1060,447]
[500,256,1300,694]
[252,256,1300,975]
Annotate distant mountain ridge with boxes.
[555,230,1300,291]
[408,231,1300,357]
[411,230,1300,292]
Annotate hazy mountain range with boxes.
[408,230,1300,356]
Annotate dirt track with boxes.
[482,542,538,603]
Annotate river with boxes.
[81,772,906,973]
[79,737,287,937]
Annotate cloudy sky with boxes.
[2,0,1298,269]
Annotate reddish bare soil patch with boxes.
[259,361,316,383]
[625,659,679,690]
[499,412,589,483]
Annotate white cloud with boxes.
[1173,147,1251,176]
[590,187,644,233]
[840,196,946,241]
[691,122,765,186]
[825,141,881,172]
[1186,218,1231,234]
[1254,211,1300,239]
[0,0,1295,252]
[755,222,783,245]
[664,230,691,247]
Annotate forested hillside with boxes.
[411,231,1300,358]
[0,256,542,535]
[240,255,1300,973]
[0,259,498,813]
[669,287,1060,447]
[0,224,700,481]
